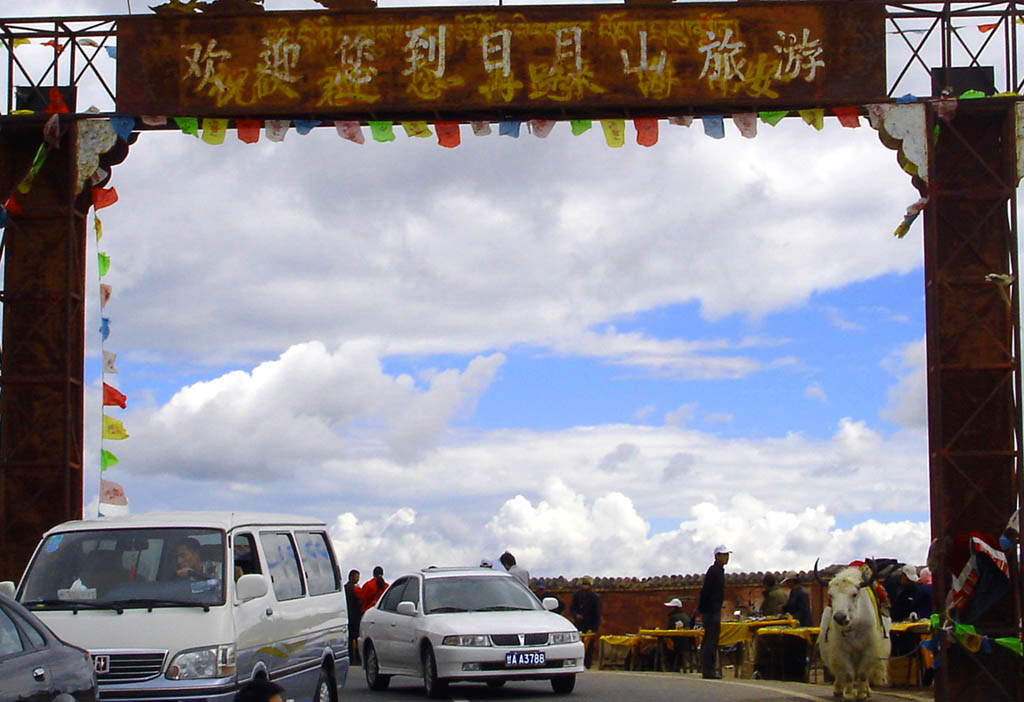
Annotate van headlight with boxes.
[441,635,490,646]
[166,645,236,679]
[549,631,580,644]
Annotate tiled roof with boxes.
[533,565,847,590]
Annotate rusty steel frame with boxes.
[0,4,1022,700]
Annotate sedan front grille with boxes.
[489,633,549,646]
[94,651,167,684]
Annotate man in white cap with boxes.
[664,597,689,629]
[891,564,920,622]
[698,544,730,679]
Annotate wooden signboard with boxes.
[117,3,885,118]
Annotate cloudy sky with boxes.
[5,0,960,580]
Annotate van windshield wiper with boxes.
[22,599,125,614]
[113,598,211,612]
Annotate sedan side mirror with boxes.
[236,573,269,602]
[396,601,417,616]
[542,597,559,611]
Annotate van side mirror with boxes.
[542,597,559,611]
[236,573,268,602]
[0,581,14,599]
[396,601,417,616]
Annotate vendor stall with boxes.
[753,626,820,681]
[637,629,705,672]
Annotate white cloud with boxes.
[881,337,927,428]
[635,404,656,422]
[664,402,697,427]
[804,381,827,403]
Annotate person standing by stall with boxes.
[781,572,813,627]
[698,545,730,680]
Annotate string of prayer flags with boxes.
[570,119,592,136]
[334,121,365,144]
[600,119,625,147]
[799,108,825,130]
[471,121,492,136]
[100,283,112,309]
[403,121,432,138]
[668,116,694,127]
[294,119,320,135]
[103,382,127,409]
[201,118,228,145]
[99,478,128,506]
[702,116,725,139]
[499,120,521,138]
[833,106,861,128]
[109,116,135,140]
[98,252,111,277]
[530,120,556,138]
[92,186,118,210]
[102,414,129,440]
[103,350,118,374]
[236,119,261,143]
[100,449,119,472]
[369,121,395,142]
[173,116,199,137]
[759,110,788,126]
[634,118,658,146]
[435,122,460,148]
[100,317,110,341]
[265,119,290,142]
[732,113,757,139]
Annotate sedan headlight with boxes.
[166,645,236,679]
[441,635,491,647]
[549,631,581,644]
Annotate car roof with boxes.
[42,511,326,534]
[417,567,517,579]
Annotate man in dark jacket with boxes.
[780,572,813,627]
[344,569,362,664]
[698,545,730,679]
[569,576,601,633]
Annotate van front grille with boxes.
[94,651,167,684]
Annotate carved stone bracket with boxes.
[867,103,928,194]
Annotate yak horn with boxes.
[813,557,826,586]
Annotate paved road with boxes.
[339,668,933,701]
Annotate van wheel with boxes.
[363,642,390,691]
[551,674,576,694]
[422,645,448,698]
[314,668,335,702]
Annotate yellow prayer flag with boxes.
[600,119,625,148]
[102,414,129,440]
[94,215,103,242]
[202,118,228,145]
[402,121,433,138]
[13,39,30,48]
[798,109,825,131]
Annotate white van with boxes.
[0,512,350,702]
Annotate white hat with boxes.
[664,598,683,607]
[901,565,919,582]
[714,544,731,555]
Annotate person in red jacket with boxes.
[359,566,388,611]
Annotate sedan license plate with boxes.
[506,651,545,667]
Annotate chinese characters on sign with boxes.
[116,4,884,115]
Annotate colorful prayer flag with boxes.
[294,119,320,135]
[201,118,228,145]
[265,120,290,142]
[4,195,22,216]
[759,110,788,126]
[369,121,395,142]
[236,119,261,143]
[471,121,492,136]
[99,317,110,341]
[104,46,117,58]
[103,350,118,374]
[402,121,432,138]
[634,118,658,147]
[141,115,167,127]
[12,38,30,48]
[668,116,693,127]
[435,122,461,148]
[102,414,129,440]
[702,116,725,139]
[732,113,757,138]
[832,106,861,128]
[600,119,625,147]
[99,478,128,505]
[94,215,103,241]
[100,283,112,309]
[98,252,110,277]
[110,116,134,140]
[529,120,556,138]
[103,382,127,409]
[499,121,521,138]
[333,121,365,144]
[46,87,69,114]
[100,449,118,472]
[173,117,199,137]
[570,119,592,136]
[798,108,825,130]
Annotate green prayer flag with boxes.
[369,121,395,142]
[960,89,986,99]
[101,449,118,471]
[929,614,940,630]
[30,143,48,175]
[570,119,592,136]
[98,252,110,277]
[994,637,1023,655]
[933,124,941,144]
[173,116,200,137]
[759,111,788,126]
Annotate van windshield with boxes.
[19,528,226,609]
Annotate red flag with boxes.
[99,479,128,506]
[236,119,261,144]
[634,118,659,147]
[435,122,461,148]
[42,39,66,54]
[92,186,118,210]
[45,87,69,114]
[832,106,861,128]
[978,23,998,32]
[4,195,23,215]
[103,382,127,409]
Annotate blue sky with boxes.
[7,0,946,579]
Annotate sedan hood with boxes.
[425,610,575,635]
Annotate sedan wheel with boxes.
[422,646,449,699]
[363,642,391,691]
[551,674,576,694]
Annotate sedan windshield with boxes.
[20,528,225,609]
[424,576,540,614]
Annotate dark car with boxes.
[0,593,97,702]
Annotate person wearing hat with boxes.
[697,544,730,679]
[780,572,813,626]
[569,576,602,634]
[891,564,920,622]
[760,573,787,617]
[664,597,690,630]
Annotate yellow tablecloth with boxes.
[637,629,704,652]
[756,626,821,645]
[891,621,931,635]
[719,617,798,646]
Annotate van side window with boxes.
[295,531,339,596]
[233,533,261,581]
[259,532,305,601]
[378,578,407,612]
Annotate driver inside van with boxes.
[174,538,205,580]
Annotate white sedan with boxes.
[359,567,585,697]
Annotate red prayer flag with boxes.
[979,23,998,32]
[832,106,861,128]
[45,87,69,114]
[236,119,261,144]
[103,382,127,409]
[4,195,23,215]
[92,186,118,210]
[42,39,66,54]
[435,122,461,148]
[634,118,659,147]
